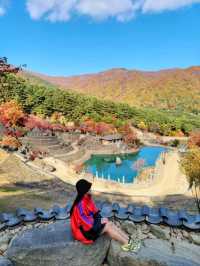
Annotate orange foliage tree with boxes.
[79,119,96,134]
[0,136,22,150]
[79,119,116,136]
[188,131,200,148]
[0,100,25,127]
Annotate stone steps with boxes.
[23,138,60,145]
[24,136,57,141]
[47,144,65,150]
[20,135,75,160]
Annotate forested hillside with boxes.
[1,73,200,136]
[25,67,200,114]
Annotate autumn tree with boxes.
[0,57,21,75]
[188,131,200,148]
[0,100,25,127]
[120,124,139,148]
[94,122,116,136]
[79,118,96,134]
[181,147,200,212]
[24,115,52,131]
[137,121,148,131]
[0,135,22,150]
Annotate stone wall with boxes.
[1,218,200,266]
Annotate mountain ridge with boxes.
[22,66,200,112]
[25,65,200,78]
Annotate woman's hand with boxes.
[101,218,109,224]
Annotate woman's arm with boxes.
[77,201,94,231]
[88,196,99,214]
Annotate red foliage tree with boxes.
[79,119,96,134]
[0,57,20,75]
[51,123,67,132]
[24,115,52,131]
[94,122,115,136]
[4,128,25,138]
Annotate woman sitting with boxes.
[70,179,139,252]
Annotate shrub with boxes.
[50,112,62,124]
[137,121,148,131]
[168,130,177,137]
[181,123,194,135]
[113,119,126,129]
[0,135,21,150]
[28,150,44,161]
[161,124,172,136]
[169,139,180,147]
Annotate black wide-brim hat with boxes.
[76,179,92,196]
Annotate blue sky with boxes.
[0,0,199,76]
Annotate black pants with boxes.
[80,212,105,241]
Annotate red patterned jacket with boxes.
[70,194,99,244]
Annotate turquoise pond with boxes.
[84,146,167,183]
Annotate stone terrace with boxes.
[21,129,74,161]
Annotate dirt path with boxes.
[0,150,195,212]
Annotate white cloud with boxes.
[25,0,200,22]
[76,0,136,21]
[26,0,135,22]
[26,0,76,22]
[142,0,200,13]
[0,0,9,16]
